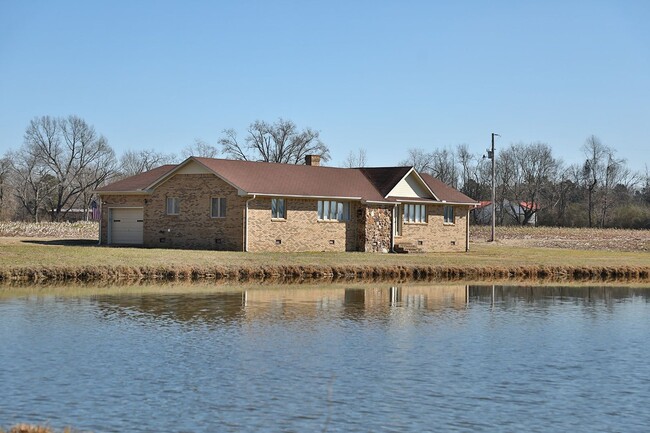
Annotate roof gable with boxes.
[95,165,177,193]
[385,168,437,200]
[358,167,411,197]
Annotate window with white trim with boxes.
[444,205,454,224]
[166,197,180,215]
[317,200,350,221]
[211,197,227,218]
[272,198,286,219]
[403,204,426,223]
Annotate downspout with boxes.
[97,199,102,246]
[244,194,256,252]
[464,207,470,252]
[390,204,397,253]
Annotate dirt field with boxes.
[471,225,650,252]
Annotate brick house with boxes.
[95,155,478,252]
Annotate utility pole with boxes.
[487,133,499,242]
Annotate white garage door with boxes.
[110,208,144,245]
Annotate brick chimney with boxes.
[305,155,321,166]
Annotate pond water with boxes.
[1,284,650,432]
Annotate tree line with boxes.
[1,115,648,228]
[398,138,650,229]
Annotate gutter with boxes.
[98,199,103,246]
[390,203,397,253]
[244,194,256,252]
[466,207,470,252]
[247,192,362,201]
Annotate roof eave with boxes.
[95,190,152,195]
[246,192,363,201]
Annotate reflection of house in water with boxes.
[94,286,649,326]
[95,286,471,326]
[241,286,470,322]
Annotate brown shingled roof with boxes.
[97,157,477,205]
[193,158,387,200]
[420,173,478,204]
[95,165,177,193]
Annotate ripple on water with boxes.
[1,285,650,432]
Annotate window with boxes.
[166,197,180,215]
[444,205,454,224]
[271,198,286,219]
[211,197,226,218]
[403,204,426,223]
[317,200,350,221]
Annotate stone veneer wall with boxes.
[359,205,393,253]
[99,194,146,245]
[247,198,359,252]
[145,174,246,250]
[398,204,468,252]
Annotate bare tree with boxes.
[399,148,432,173]
[429,148,459,187]
[456,144,473,191]
[119,149,177,177]
[505,142,559,225]
[6,149,55,222]
[219,119,329,164]
[342,148,367,168]
[0,156,10,220]
[22,115,117,221]
[181,139,219,159]
[581,135,608,227]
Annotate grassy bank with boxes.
[1,236,648,284]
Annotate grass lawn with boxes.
[1,236,648,271]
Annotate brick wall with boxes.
[145,174,246,250]
[99,194,146,245]
[100,175,470,253]
[247,198,359,252]
[398,204,469,252]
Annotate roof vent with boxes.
[305,155,321,166]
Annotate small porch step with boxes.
[394,243,424,254]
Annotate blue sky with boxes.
[1,0,649,171]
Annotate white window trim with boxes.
[166,197,180,215]
[444,205,455,225]
[403,203,427,224]
[211,197,227,218]
[271,198,287,220]
[317,200,350,222]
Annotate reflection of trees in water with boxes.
[469,285,650,308]
[95,292,247,326]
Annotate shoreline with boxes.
[2,262,649,285]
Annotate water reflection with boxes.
[87,284,650,326]
[2,284,650,433]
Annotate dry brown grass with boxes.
[471,225,650,252]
